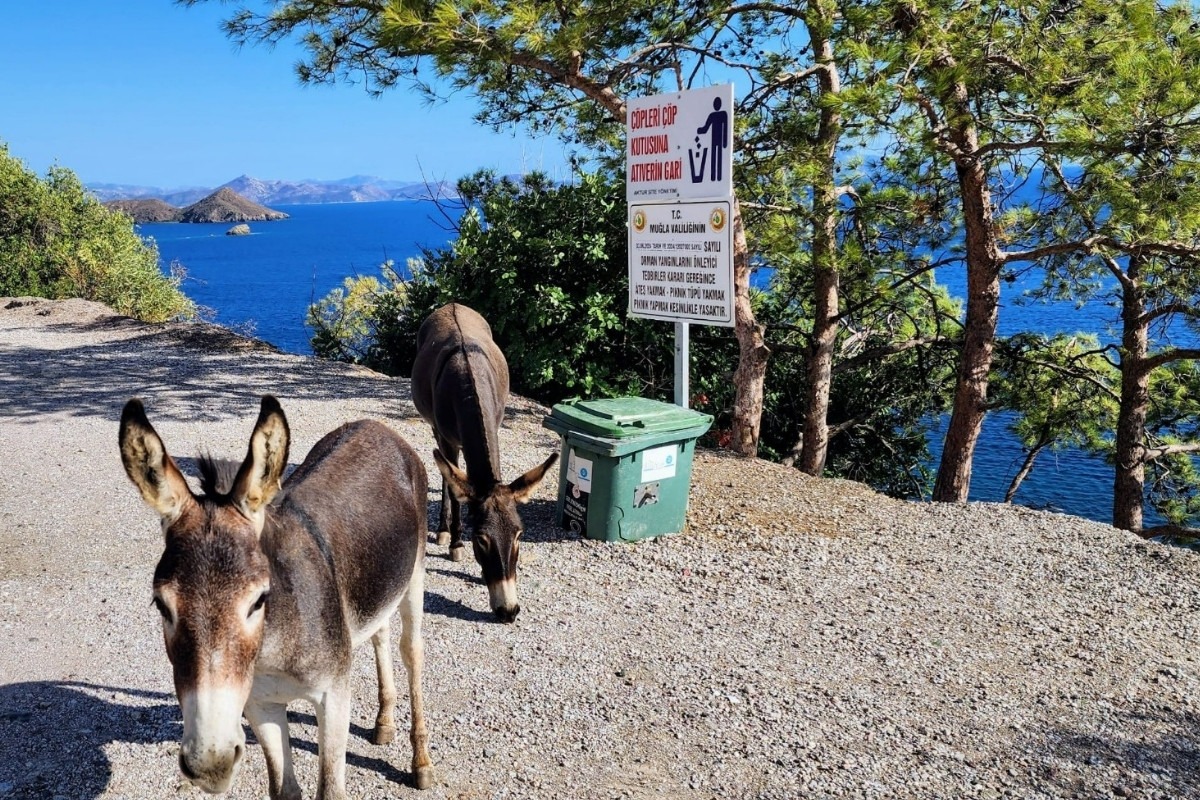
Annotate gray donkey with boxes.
[119,396,435,799]
[411,303,558,622]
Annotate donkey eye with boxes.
[249,592,269,617]
[152,596,172,623]
[474,535,491,552]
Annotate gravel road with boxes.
[1,297,1198,800]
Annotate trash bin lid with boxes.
[545,396,712,439]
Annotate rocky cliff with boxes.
[178,187,289,223]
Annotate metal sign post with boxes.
[675,320,689,408]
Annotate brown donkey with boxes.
[411,303,558,623]
[119,396,435,799]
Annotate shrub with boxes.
[0,142,194,322]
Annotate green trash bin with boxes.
[542,396,713,542]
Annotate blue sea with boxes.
[139,201,463,354]
[139,201,1181,527]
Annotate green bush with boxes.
[310,171,686,404]
[0,142,194,322]
[308,263,402,364]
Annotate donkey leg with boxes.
[433,437,456,547]
[436,479,454,549]
[447,484,465,562]
[314,679,352,800]
[400,567,435,789]
[439,442,466,562]
[371,624,398,745]
[244,699,301,800]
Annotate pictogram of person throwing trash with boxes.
[692,97,730,184]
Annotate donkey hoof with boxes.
[436,530,451,547]
[413,764,436,790]
[449,544,466,562]
[373,723,396,745]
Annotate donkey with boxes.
[410,303,558,623]
[118,395,435,799]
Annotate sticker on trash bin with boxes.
[567,450,593,492]
[634,482,660,508]
[563,480,589,535]
[640,445,678,482]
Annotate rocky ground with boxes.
[1,297,1198,800]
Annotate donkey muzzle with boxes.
[179,741,244,794]
[488,577,520,623]
[177,687,249,794]
[493,604,521,623]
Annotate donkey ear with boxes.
[509,451,559,503]
[119,398,194,524]
[433,449,474,503]
[230,395,290,526]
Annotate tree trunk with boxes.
[798,11,842,477]
[729,198,769,456]
[800,261,838,474]
[931,63,1005,503]
[1004,432,1051,503]
[932,162,1002,501]
[1112,257,1149,532]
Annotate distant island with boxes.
[104,187,289,225]
[90,173,460,209]
[103,197,181,223]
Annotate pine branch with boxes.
[836,256,959,320]
[507,50,626,120]
[974,137,1066,158]
[1140,302,1200,326]
[828,414,869,438]
[831,336,956,376]
[1143,442,1200,460]
[724,2,806,17]
[1001,237,1099,264]
[1003,350,1120,402]
[1141,347,1200,372]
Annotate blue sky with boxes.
[0,1,571,188]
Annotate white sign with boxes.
[567,450,593,493]
[641,445,679,482]
[626,84,734,202]
[628,200,734,326]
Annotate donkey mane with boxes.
[197,454,241,499]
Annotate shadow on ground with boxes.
[0,681,175,799]
[0,317,412,424]
[0,679,433,799]
[1023,704,1200,797]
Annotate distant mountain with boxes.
[87,182,208,203]
[159,187,215,207]
[88,174,459,206]
[178,188,289,223]
[220,175,393,205]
